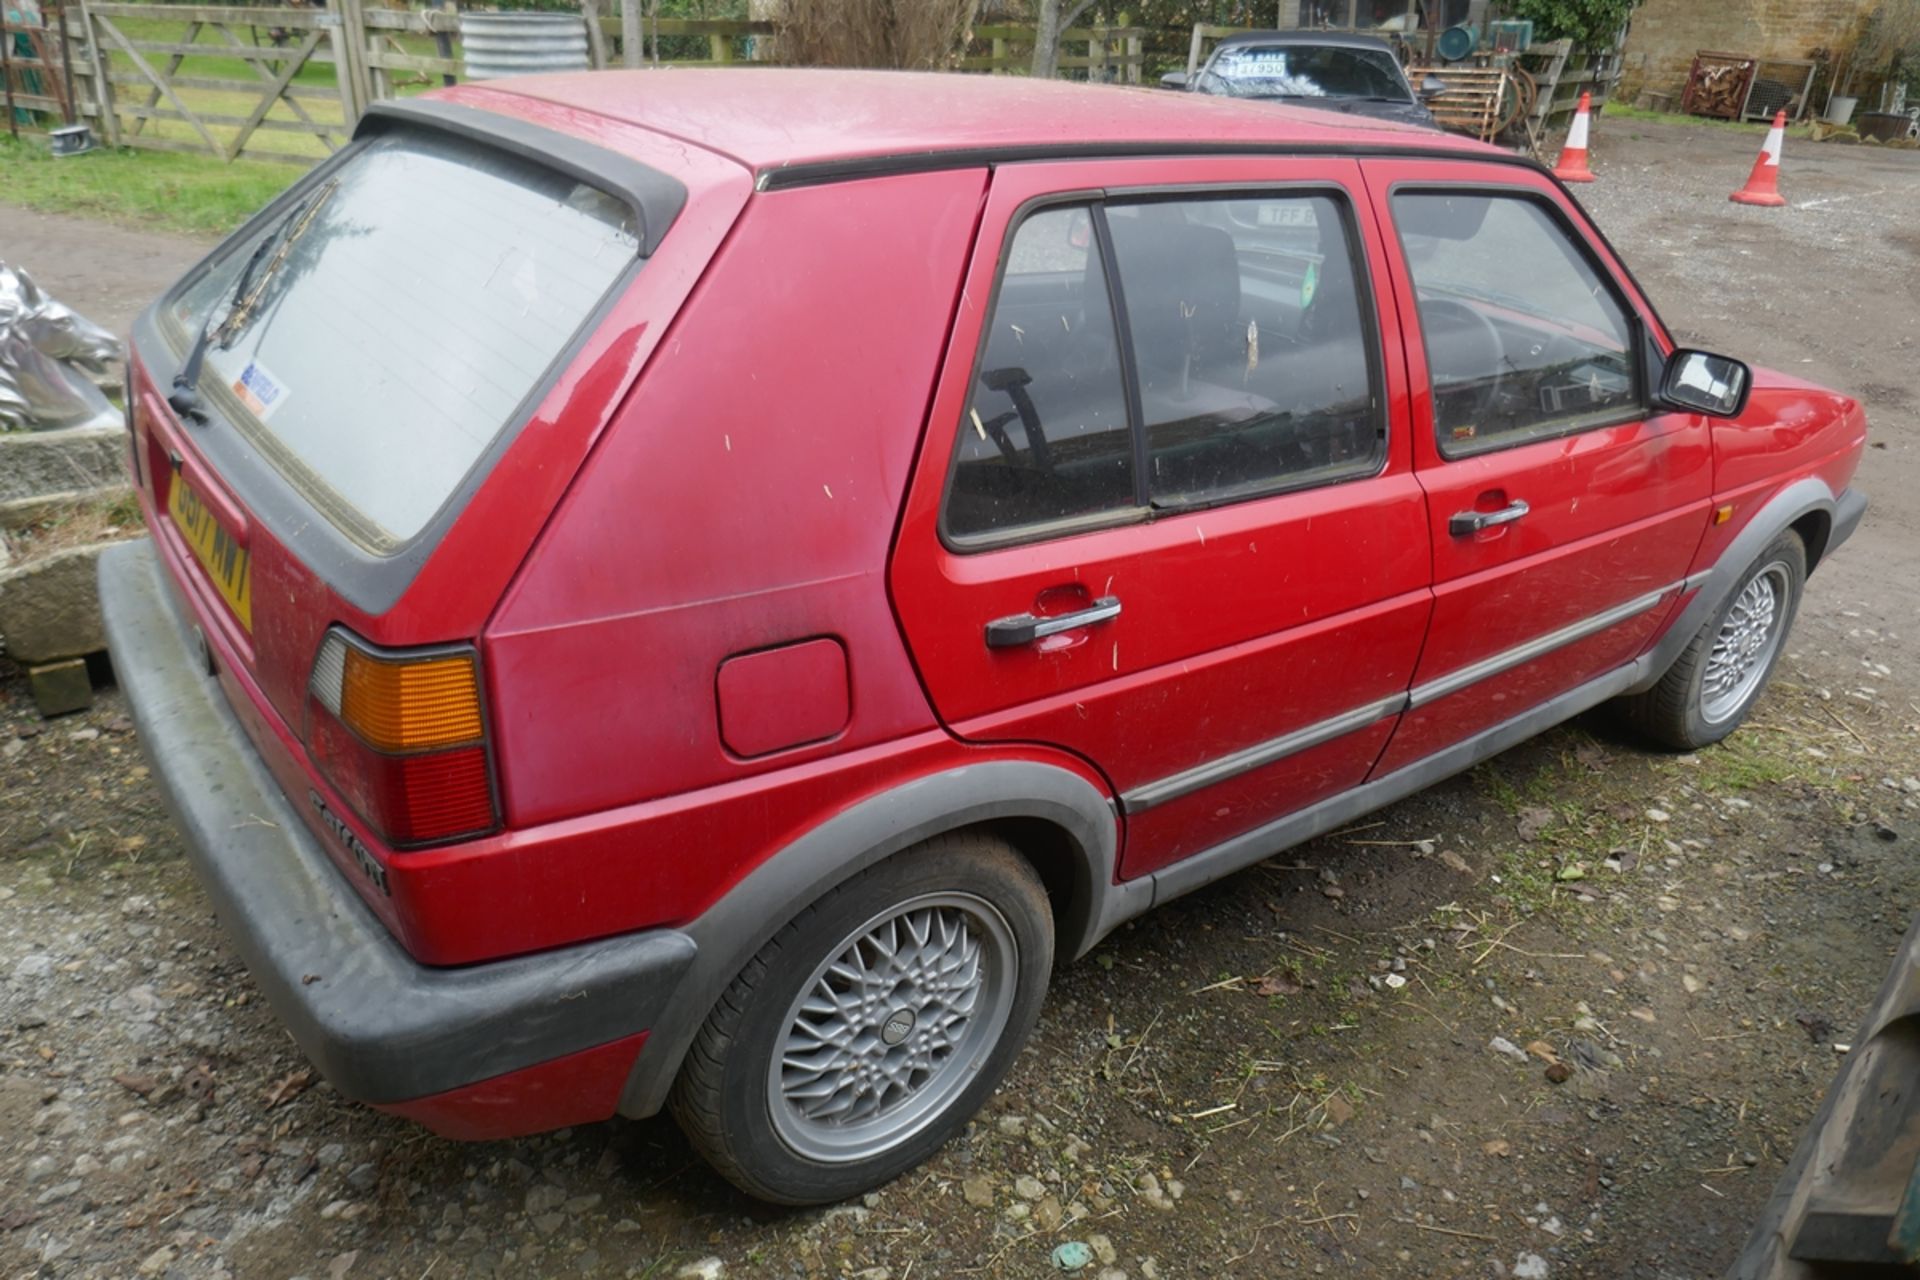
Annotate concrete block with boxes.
[28,657,92,717]
[0,425,129,506]
[0,540,122,664]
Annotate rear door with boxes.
[1359,159,1714,775]
[890,156,1431,878]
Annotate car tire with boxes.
[669,833,1054,1205]
[1619,530,1806,751]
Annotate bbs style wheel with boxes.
[669,833,1053,1205]
[1619,530,1805,750]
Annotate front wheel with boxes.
[669,833,1053,1205]
[1619,530,1806,750]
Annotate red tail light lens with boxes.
[306,630,498,848]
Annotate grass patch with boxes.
[0,134,298,235]
[1603,103,1817,138]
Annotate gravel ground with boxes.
[2,115,1918,1280]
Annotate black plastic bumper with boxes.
[97,539,696,1104]
[1828,485,1868,561]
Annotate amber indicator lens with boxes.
[311,633,484,753]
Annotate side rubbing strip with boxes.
[1122,694,1408,814]
[1408,582,1681,709]
[1120,581,1688,815]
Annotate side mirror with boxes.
[1419,74,1448,101]
[1659,349,1751,418]
[1160,71,1190,90]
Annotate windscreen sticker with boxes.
[231,359,288,421]
[1301,260,1319,308]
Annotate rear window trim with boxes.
[146,107,680,615]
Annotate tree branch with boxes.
[1060,0,1098,31]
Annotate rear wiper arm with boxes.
[169,178,337,421]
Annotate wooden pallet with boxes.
[1413,63,1510,142]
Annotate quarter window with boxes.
[946,207,1135,541]
[945,191,1384,544]
[1393,192,1638,456]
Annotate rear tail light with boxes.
[306,630,498,848]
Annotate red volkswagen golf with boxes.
[102,69,1866,1205]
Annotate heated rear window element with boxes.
[165,128,640,549]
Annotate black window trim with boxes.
[938,180,1392,555]
[1387,179,1654,462]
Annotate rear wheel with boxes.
[1619,531,1805,750]
[670,834,1053,1205]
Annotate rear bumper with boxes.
[97,539,696,1118]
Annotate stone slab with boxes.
[0,540,120,664]
[0,425,129,506]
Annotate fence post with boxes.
[992,35,1007,73]
[708,31,731,63]
[1187,23,1204,76]
[323,0,364,128]
[74,0,116,146]
[1092,29,1107,81]
[1127,32,1141,84]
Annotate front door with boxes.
[1358,159,1714,775]
[890,156,1431,878]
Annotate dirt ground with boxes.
[2,116,1918,1280]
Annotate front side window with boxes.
[945,191,1384,546]
[1393,192,1639,456]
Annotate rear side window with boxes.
[1108,195,1380,507]
[1393,192,1638,456]
[167,128,640,549]
[945,191,1383,546]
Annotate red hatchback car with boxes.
[101,70,1866,1204]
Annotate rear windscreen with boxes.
[166,127,640,549]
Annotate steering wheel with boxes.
[1418,296,1505,427]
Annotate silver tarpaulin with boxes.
[0,261,124,433]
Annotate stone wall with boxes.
[1618,0,1877,105]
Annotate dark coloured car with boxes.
[1165,30,1444,130]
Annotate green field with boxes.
[0,133,299,234]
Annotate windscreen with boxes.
[166,127,640,549]
[1201,45,1411,102]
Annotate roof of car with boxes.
[456,68,1491,182]
[1212,29,1402,54]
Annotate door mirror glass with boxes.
[1660,349,1750,418]
[1160,71,1189,90]
[1420,74,1448,100]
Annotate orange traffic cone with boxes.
[1730,110,1788,206]
[1554,92,1596,183]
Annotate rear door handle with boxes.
[985,596,1122,648]
[1449,500,1530,537]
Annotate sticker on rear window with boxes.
[231,359,288,421]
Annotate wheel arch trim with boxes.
[1627,476,1835,696]
[618,758,1127,1117]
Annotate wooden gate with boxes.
[60,1,355,163]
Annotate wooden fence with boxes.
[5,4,1159,163]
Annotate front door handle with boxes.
[985,596,1122,648]
[1449,500,1530,537]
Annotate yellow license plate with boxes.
[168,474,253,632]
